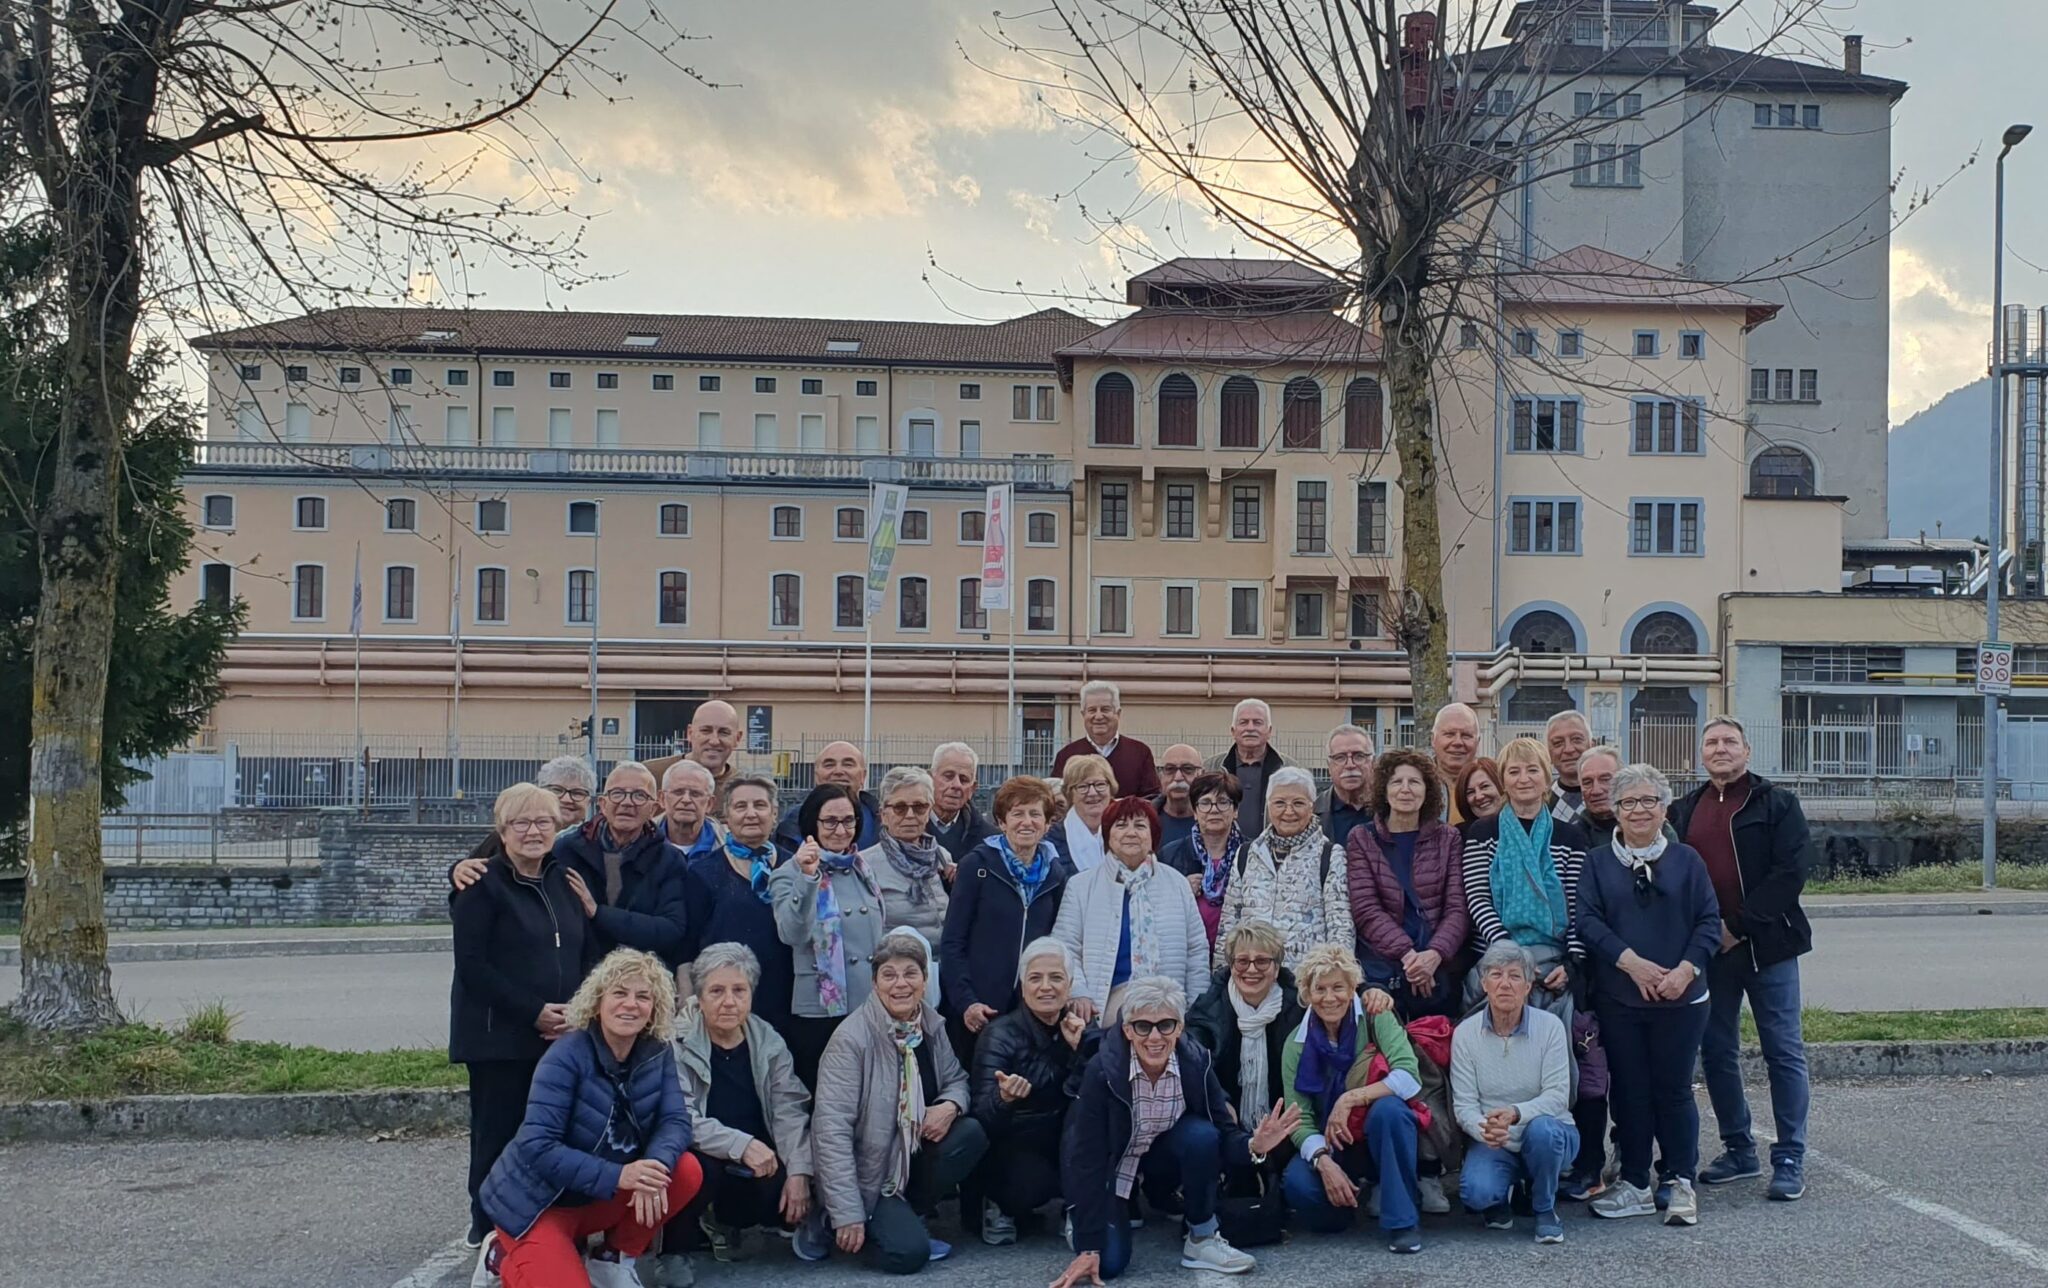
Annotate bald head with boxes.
[689,700,740,773]
[1158,743,1203,806]
[1431,703,1479,778]
[817,741,866,791]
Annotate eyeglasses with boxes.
[1195,798,1235,812]
[817,815,858,832]
[507,817,558,835]
[1328,752,1370,766]
[603,789,655,805]
[1126,1017,1181,1037]
[1160,763,1203,776]
[1616,796,1663,814]
[884,800,932,817]
[546,786,591,804]
[1076,782,1112,797]
[1231,955,1278,973]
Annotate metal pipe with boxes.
[1986,127,2028,889]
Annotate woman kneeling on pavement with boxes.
[1055,975,1299,1285]
[811,931,989,1274]
[1278,944,1426,1254]
[967,937,1089,1246]
[666,942,827,1280]
[478,948,703,1288]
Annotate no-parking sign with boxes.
[1977,641,2015,696]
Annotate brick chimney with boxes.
[1843,34,1863,76]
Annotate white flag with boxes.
[864,482,910,618]
[980,484,1012,610]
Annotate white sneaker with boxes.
[1180,1232,1255,1275]
[1416,1175,1451,1215]
[981,1199,1018,1247]
[1591,1180,1658,1220]
[1663,1178,1699,1227]
[469,1232,500,1287]
[585,1252,641,1288]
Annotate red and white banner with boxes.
[980,484,1012,610]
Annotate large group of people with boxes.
[449,688,1815,1286]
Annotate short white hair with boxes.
[693,942,761,991]
[1432,702,1478,734]
[1544,710,1590,737]
[930,741,978,772]
[1079,679,1122,708]
[1579,744,1622,772]
[1268,766,1316,797]
[1232,698,1272,723]
[1327,723,1375,754]
[879,765,934,801]
[1018,936,1076,980]
[537,755,597,793]
[662,759,715,792]
[1612,762,1674,806]
[1120,975,1188,1022]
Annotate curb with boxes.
[3,1041,2041,1144]
[0,934,452,967]
[1807,899,2048,919]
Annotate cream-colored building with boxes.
[177,253,1843,788]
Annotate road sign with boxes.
[1977,641,2015,696]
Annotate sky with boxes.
[364,0,2048,426]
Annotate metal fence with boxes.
[97,812,323,865]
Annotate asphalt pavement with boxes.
[2,1077,2043,1287]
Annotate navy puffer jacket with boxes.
[480,1025,692,1238]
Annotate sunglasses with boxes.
[884,801,932,817]
[1126,1017,1181,1037]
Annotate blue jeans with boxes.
[1279,1096,1419,1233]
[1099,1115,1224,1281]
[1459,1114,1579,1217]
[1701,953,1810,1164]
[1599,1001,1711,1187]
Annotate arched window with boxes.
[1631,611,1700,655]
[1157,373,1198,446]
[1344,377,1384,450]
[1093,372,1135,446]
[1282,377,1323,450]
[1749,445,1816,497]
[1510,609,1577,654]
[1220,376,1260,449]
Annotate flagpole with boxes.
[1008,602,1019,774]
[863,614,874,748]
[450,547,464,800]
[351,542,363,808]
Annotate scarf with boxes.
[1264,822,1327,868]
[1294,1003,1358,1120]
[886,1014,927,1195]
[995,834,1053,903]
[811,848,875,1017]
[1197,823,1244,907]
[1491,809,1567,949]
[730,838,777,905]
[1064,810,1107,873]
[1613,832,1669,882]
[1116,860,1161,977]
[1228,979,1284,1121]
[877,831,944,907]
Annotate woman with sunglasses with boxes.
[773,783,889,1088]
[863,766,955,949]
[1576,763,1721,1229]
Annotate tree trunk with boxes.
[1385,310,1452,727]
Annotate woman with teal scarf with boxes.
[1458,738,1588,998]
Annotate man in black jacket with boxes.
[1666,716,1812,1203]
[552,761,691,970]
[929,741,997,856]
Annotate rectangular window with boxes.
[596,372,618,390]
[658,571,688,626]
[387,404,415,444]
[549,371,570,389]
[699,375,721,392]
[1557,330,1584,358]
[1098,482,1130,538]
[567,500,599,535]
[960,579,988,631]
[1355,481,1389,554]
[493,370,516,387]
[385,498,416,531]
[908,419,937,456]
[446,369,470,387]
[477,568,507,623]
[389,368,413,386]
[1633,330,1659,357]
[772,506,802,538]
[1775,368,1795,402]
[1164,483,1197,539]
[959,383,981,400]
[1750,368,1772,402]
[960,510,986,544]
[1507,498,1581,554]
[1164,584,1196,637]
[659,503,690,536]
[1802,103,1822,130]
[1799,368,1819,402]
[652,373,674,391]
[384,566,416,622]
[444,405,473,446]
[1631,499,1703,555]
[487,407,515,445]
[753,413,777,450]
[837,507,866,540]
[959,421,981,457]
[856,380,878,397]
[1511,397,1581,453]
[1295,481,1328,554]
[697,411,722,448]
[836,576,863,629]
[801,378,823,396]
[295,496,327,530]
[547,408,573,447]
[285,365,307,384]
[566,570,597,624]
[1027,579,1056,632]
[1292,590,1325,639]
[201,563,232,607]
[1778,103,1796,128]
[1027,512,1058,545]
[339,366,361,385]
[799,414,826,451]
[1459,322,1480,350]
[233,402,263,441]
[855,416,882,452]
[1679,331,1705,360]
[902,510,930,542]
[202,495,235,528]
[1230,484,1262,540]
[900,578,930,630]
[1754,101,1773,127]
[1013,385,1057,421]
[293,565,324,620]
[1228,586,1262,637]
[285,403,312,442]
[1350,590,1381,638]
[1631,399,1703,454]
[774,575,803,628]
[595,409,620,448]
[1512,329,1538,357]
[1096,583,1129,635]
[476,499,508,533]
[755,377,777,394]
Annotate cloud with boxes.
[1010,189,1062,242]
[1891,244,1989,422]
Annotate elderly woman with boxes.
[1160,771,1244,950]
[452,784,594,1258]
[1214,766,1352,969]
[1185,918,1302,1248]
[1579,764,1722,1229]
[939,777,1072,1065]
[772,783,888,1088]
[1054,976,1299,1287]
[1055,796,1209,1022]
[1346,749,1469,1020]
[668,943,828,1276]
[537,754,599,829]
[680,776,796,1031]
[812,932,989,1273]
[479,949,703,1288]
[1276,946,1421,1253]
[863,766,954,947]
[1048,754,1117,874]
[967,937,1088,1245]
[1454,758,1504,828]
[1460,738,1588,1004]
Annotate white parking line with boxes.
[390,1236,476,1288]
[1809,1152,2048,1277]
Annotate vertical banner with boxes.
[865,482,909,617]
[349,544,364,638]
[980,484,1012,610]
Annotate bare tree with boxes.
[0,0,709,1030]
[984,0,1900,726]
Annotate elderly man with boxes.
[928,742,997,856]
[1430,704,1480,824]
[551,760,690,969]
[658,759,725,864]
[1052,680,1162,799]
[1576,745,1622,851]
[1314,724,1375,847]
[1545,711,1592,826]
[688,700,742,797]
[1153,744,1203,850]
[1450,940,1576,1245]
[773,741,879,859]
[1205,698,1293,837]
[1668,715,1814,1203]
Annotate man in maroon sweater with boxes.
[1051,679,1161,798]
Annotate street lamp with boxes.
[1985,122,2032,890]
[586,501,602,768]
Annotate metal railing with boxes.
[98,812,323,865]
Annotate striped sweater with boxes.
[1459,812,1588,956]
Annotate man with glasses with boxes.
[550,761,690,969]
[774,741,880,859]
[657,759,724,864]
[1152,744,1205,850]
[1314,724,1376,847]
[1052,680,1162,799]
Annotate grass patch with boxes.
[1743,1007,2048,1045]
[1806,862,2048,895]
[0,1013,463,1102]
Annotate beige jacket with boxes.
[674,1003,813,1176]
[809,992,968,1230]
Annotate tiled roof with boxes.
[1055,308,1380,366]
[1126,258,1340,289]
[1504,246,1781,325]
[1463,41,1906,99]
[191,306,1103,370]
